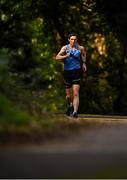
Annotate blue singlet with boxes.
[64,44,81,71]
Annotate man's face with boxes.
[69,36,77,46]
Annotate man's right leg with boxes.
[66,88,72,105]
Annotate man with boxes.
[55,33,87,118]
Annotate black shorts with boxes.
[63,69,81,89]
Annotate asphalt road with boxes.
[1,117,127,178]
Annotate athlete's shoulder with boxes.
[60,45,67,52]
[79,45,86,53]
[79,45,85,50]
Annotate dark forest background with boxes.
[0,0,127,125]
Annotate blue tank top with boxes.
[64,44,81,71]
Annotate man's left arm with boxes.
[81,46,87,72]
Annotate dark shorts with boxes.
[63,69,81,89]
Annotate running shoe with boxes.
[73,112,78,118]
[66,104,73,116]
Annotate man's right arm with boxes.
[55,46,70,61]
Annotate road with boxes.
[1,116,127,178]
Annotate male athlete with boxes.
[55,33,87,117]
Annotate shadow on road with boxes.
[0,115,127,178]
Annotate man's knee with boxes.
[66,94,71,99]
[73,92,79,97]
[66,89,71,98]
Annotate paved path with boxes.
[1,116,127,178]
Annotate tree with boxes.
[96,0,127,114]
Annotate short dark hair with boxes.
[68,33,78,39]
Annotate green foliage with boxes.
[0,92,32,126]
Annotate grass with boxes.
[0,92,86,143]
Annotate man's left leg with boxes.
[72,84,80,117]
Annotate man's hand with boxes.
[65,52,71,58]
[82,63,87,72]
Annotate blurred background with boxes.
[0,0,127,121]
